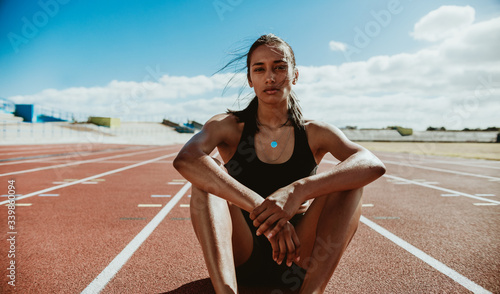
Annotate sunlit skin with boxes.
[173,40,386,294]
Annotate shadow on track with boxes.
[161,278,215,294]
[161,278,299,294]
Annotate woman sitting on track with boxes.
[173,34,386,293]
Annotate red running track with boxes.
[0,143,498,293]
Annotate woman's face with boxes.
[248,44,297,106]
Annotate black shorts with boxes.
[235,212,307,291]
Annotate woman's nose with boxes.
[265,71,275,83]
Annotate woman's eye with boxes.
[254,68,264,72]
[276,65,287,70]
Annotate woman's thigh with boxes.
[294,188,363,269]
[228,204,255,267]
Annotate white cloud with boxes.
[329,41,347,52]
[8,6,500,130]
[411,5,475,42]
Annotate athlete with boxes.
[173,34,386,293]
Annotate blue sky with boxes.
[1,0,499,129]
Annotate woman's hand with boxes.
[249,185,303,238]
[297,199,311,214]
[268,221,301,267]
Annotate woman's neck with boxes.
[256,99,289,128]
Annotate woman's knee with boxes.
[323,187,363,210]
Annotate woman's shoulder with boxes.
[204,113,241,129]
[304,119,342,135]
[303,119,349,147]
[202,113,244,141]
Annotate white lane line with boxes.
[473,203,498,206]
[38,194,59,197]
[382,160,500,181]
[151,195,171,198]
[0,157,61,166]
[0,145,69,152]
[322,159,500,204]
[81,182,191,294]
[377,154,500,170]
[360,216,492,294]
[0,146,72,156]
[44,160,172,164]
[0,146,165,177]
[138,204,162,208]
[1,194,22,197]
[384,175,500,205]
[0,146,148,166]
[475,194,495,197]
[0,152,178,206]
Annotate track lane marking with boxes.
[138,204,162,207]
[0,152,178,205]
[0,146,81,156]
[384,175,500,205]
[376,153,500,170]
[0,145,149,166]
[382,160,500,181]
[81,182,191,294]
[0,143,108,152]
[321,160,500,205]
[360,216,492,294]
[0,146,167,177]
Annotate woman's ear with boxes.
[248,78,253,88]
[292,68,299,85]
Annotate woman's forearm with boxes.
[173,148,263,212]
[292,150,386,203]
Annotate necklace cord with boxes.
[256,117,290,129]
[256,126,292,162]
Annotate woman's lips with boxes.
[264,88,278,95]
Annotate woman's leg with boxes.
[190,185,254,293]
[294,188,363,294]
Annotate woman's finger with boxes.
[257,214,281,237]
[296,200,310,214]
[265,218,287,239]
[284,227,296,267]
[250,200,271,220]
[252,207,273,229]
[290,225,301,263]
[277,233,286,265]
[269,235,279,262]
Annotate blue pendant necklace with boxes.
[257,117,290,148]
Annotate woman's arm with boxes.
[251,121,386,237]
[292,121,386,202]
[173,114,264,213]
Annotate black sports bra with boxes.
[224,122,318,198]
